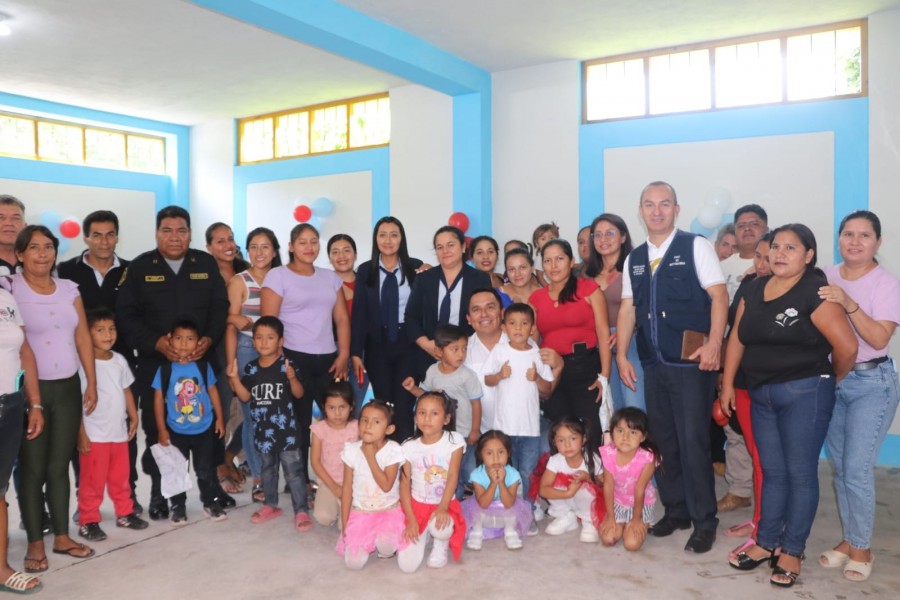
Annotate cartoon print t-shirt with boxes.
[402,431,466,504]
[152,361,216,435]
[240,355,299,454]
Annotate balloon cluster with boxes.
[690,188,734,238]
[39,210,81,254]
[293,197,335,231]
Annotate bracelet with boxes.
[28,404,44,411]
[846,304,860,315]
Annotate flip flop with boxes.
[1,571,43,594]
[21,558,47,575]
[294,512,312,532]
[52,543,95,559]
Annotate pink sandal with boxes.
[725,520,754,538]
[728,537,755,561]
[250,505,283,524]
[294,512,312,532]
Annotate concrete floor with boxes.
[6,462,899,600]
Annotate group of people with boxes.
[0,179,896,592]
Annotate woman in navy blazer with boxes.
[404,225,493,383]
[351,217,424,440]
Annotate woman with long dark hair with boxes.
[530,238,611,452]
[351,217,424,440]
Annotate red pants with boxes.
[78,441,133,525]
[735,389,762,537]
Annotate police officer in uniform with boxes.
[117,205,230,520]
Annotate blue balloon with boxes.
[58,237,72,255]
[722,213,734,226]
[311,197,334,217]
[690,218,715,239]
[40,210,63,232]
[307,216,322,231]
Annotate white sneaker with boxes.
[533,506,545,522]
[580,522,600,543]
[466,531,483,551]
[504,529,523,550]
[426,541,449,568]
[545,511,578,535]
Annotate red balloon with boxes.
[59,219,81,239]
[293,205,312,223]
[448,211,469,233]
[465,236,473,247]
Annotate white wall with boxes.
[867,8,900,434]
[246,172,373,269]
[604,133,835,267]
[189,118,235,248]
[0,178,155,262]
[388,84,453,262]
[492,61,581,249]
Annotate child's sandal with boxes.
[294,512,313,532]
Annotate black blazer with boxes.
[350,257,423,357]
[404,264,492,344]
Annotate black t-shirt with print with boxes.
[241,355,299,454]
[738,270,833,389]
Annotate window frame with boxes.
[0,110,167,173]
[237,92,390,166]
[582,19,867,124]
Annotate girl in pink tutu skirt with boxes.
[337,400,408,570]
[461,430,533,551]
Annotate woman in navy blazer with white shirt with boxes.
[351,217,424,440]
[404,225,492,382]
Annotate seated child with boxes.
[599,407,659,552]
[402,324,482,498]
[153,317,226,525]
[539,416,604,543]
[337,400,407,570]
[310,381,358,528]
[228,316,311,530]
[77,308,148,541]
[460,430,532,551]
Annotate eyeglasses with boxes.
[590,230,619,240]
[736,220,764,231]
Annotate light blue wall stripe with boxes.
[452,93,492,235]
[232,146,390,244]
[578,98,870,248]
[0,92,190,210]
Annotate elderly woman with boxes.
[0,285,43,593]
[721,224,856,588]
[8,225,97,573]
[817,211,900,582]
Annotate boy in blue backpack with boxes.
[153,317,226,525]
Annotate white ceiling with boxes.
[0,0,898,126]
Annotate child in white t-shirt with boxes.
[484,303,554,503]
[77,308,148,541]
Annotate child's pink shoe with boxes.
[294,512,312,532]
[250,506,282,524]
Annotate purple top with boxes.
[600,444,657,508]
[262,266,342,354]
[824,264,900,362]
[10,274,81,380]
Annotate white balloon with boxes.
[705,187,733,211]
[698,205,723,229]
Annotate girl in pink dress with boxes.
[598,407,660,551]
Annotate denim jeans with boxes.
[261,448,309,514]
[236,335,262,480]
[510,435,541,505]
[827,360,900,549]
[609,329,646,412]
[751,374,835,556]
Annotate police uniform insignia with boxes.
[118,267,128,286]
[145,275,165,282]
[190,273,208,280]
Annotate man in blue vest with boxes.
[615,181,727,554]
